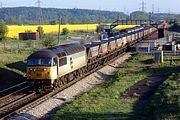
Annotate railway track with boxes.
[0,31,157,119]
[0,82,28,98]
[0,93,36,118]
[0,86,29,108]
[0,50,127,120]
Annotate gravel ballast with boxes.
[12,53,131,120]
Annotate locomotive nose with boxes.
[27,67,51,79]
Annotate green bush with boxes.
[62,28,69,35]
[41,34,56,47]
[0,20,8,40]
[36,26,44,38]
[49,20,57,25]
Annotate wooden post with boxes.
[58,16,61,45]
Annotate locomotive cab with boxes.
[27,44,87,92]
[27,50,58,91]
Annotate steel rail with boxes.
[0,92,37,119]
[0,81,27,93]
[0,86,29,102]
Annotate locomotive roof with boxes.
[28,43,85,59]
[28,49,58,59]
[50,43,85,57]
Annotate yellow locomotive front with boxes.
[27,59,52,80]
[27,50,58,91]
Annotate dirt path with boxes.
[124,75,168,100]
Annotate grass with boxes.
[0,30,95,50]
[138,73,180,120]
[51,53,180,120]
[0,47,31,89]
[0,47,30,76]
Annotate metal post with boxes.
[98,16,101,34]
[156,20,158,47]
[148,14,151,53]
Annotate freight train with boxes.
[27,25,157,91]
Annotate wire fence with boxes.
[0,40,44,50]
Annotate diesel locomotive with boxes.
[27,25,157,91]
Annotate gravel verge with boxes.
[12,53,131,120]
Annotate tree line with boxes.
[1,7,179,25]
[0,7,127,25]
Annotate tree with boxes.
[81,17,92,24]
[49,20,57,25]
[175,14,180,21]
[41,34,56,47]
[0,7,128,24]
[62,28,69,35]
[61,17,68,25]
[6,16,22,25]
[36,26,44,38]
[68,17,79,24]
[0,20,8,40]
[130,11,149,20]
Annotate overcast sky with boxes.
[0,0,180,14]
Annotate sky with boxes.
[0,0,180,14]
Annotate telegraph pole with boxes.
[58,16,61,44]
[98,16,101,34]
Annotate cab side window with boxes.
[53,58,57,66]
[59,57,67,66]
